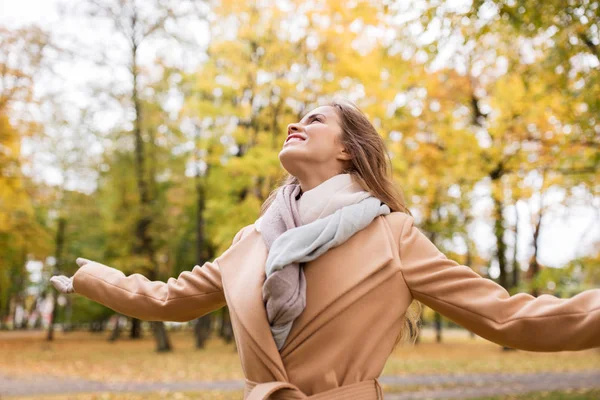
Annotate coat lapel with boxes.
[218,227,289,382]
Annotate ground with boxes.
[1,327,599,399]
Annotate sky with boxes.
[2,0,599,282]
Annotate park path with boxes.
[1,370,599,399]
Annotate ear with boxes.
[337,147,352,161]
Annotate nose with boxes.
[287,123,302,136]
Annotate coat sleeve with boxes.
[72,225,249,322]
[396,214,600,352]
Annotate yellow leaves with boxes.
[0,331,244,383]
[0,115,22,159]
[0,115,35,236]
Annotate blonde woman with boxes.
[51,99,600,399]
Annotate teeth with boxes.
[287,137,304,142]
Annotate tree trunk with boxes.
[63,295,73,332]
[7,245,28,330]
[219,307,234,344]
[492,193,509,289]
[491,181,515,352]
[194,315,212,349]
[47,217,66,341]
[528,185,545,297]
[10,296,19,329]
[151,321,172,352]
[108,314,121,342]
[464,224,476,341]
[46,290,57,341]
[130,34,171,352]
[434,312,442,343]
[129,318,142,339]
[512,201,520,288]
[90,319,106,333]
[191,131,216,348]
[27,294,42,329]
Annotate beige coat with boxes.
[72,212,600,399]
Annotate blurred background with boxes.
[0,0,599,399]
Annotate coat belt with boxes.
[244,378,383,400]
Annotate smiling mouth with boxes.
[284,134,307,145]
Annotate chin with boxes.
[279,146,299,160]
[279,147,306,175]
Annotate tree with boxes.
[0,25,55,330]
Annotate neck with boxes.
[296,170,343,192]
[296,172,371,225]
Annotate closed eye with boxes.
[300,113,325,125]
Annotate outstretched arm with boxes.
[394,214,600,352]
[62,225,249,322]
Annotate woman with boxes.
[51,99,600,400]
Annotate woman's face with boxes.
[279,105,350,177]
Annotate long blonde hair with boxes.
[260,98,422,347]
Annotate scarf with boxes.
[256,174,391,350]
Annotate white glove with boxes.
[50,275,74,293]
[50,257,90,294]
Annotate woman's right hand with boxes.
[50,275,74,293]
[49,258,91,293]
